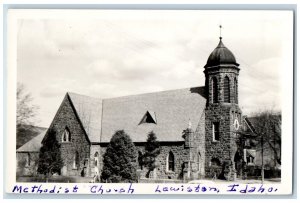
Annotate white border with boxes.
[4,8,294,196]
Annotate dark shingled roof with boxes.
[204,38,239,68]
[67,86,206,143]
[101,86,206,142]
[16,130,47,152]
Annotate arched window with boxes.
[168,151,175,171]
[197,152,201,171]
[94,152,99,167]
[234,78,238,103]
[73,151,79,169]
[224,76,230,103]
[212,77,218,103]
[210,158,221,168]
[62,127,71,142]
[25,153,31,167]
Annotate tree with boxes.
[37,129,63,176]
[143,131,160,178]
[250,110,281,166]
[17,83,39,128]
[101,130,138,183]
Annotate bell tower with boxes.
[204,27,242,180]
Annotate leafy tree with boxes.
[37,129,63,176]
[101,130,138,183]
[143,131,160,178]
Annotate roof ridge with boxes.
[103,86,204,101]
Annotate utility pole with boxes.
[261,133,264,184]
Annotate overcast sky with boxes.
[15,10,293,127]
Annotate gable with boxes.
[50,86,206,144]
[43,94,92,144]
[139,111,157,124]
[68,93,102,143]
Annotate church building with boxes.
[17,35,256,181]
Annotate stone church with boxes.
[17,36,257,181]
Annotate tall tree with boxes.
[17,83,39,128]
[250,110,281,166]
[101,130,138,183]
[143,131,160,178]
[37,129,63,176]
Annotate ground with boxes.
[17,175,281,184]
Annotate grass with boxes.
[17,175,94,183]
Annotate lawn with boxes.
[17,175,94,183]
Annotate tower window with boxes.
[234,78,238,103]
[167,151,175,171]
[212,122,220,141]
[224,76,230,103]
[212,77,218,103]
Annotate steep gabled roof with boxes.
[101,86,206,142]
[36,86,206,144]
[17,130,47,152]
[67,92,102,143]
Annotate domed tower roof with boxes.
[204,37,239,68]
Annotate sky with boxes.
[15,10,293,128]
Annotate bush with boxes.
[37,129,63,176]
[101,130,138,183]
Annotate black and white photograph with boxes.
[5,8,293,195]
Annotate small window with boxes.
[168,151,175,171]
[94,152,99,167]
[212,122,220,141]
[245,149,256,165]
[25,153,31,167]
[139,111,157,124]
[62,127,71,142]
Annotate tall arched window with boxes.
[94,152,99,167]
[212,77,218,103]
[25,153,31,167]
[73,151,79,169]
[197,152,201,171]
[168,151,175,171]
[234,78,238,103]
[62,127,71,142]
[224,76,230,103]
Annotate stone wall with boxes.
[48,95,90,177]
[191,109,206,179]
[16,152,39,177]
[99,142,191,180]
[90,144,101,176]
[205,104,241,178]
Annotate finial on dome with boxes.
[219,25,222,40]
